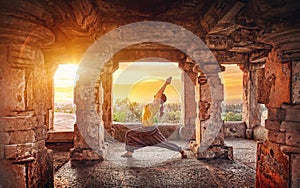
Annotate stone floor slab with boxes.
[54,139,256,187]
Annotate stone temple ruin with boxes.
[0,0,299,187]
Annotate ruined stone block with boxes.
[224,121,246,138]
[9,130,36,144]
[0,68,26,116]
[268,130,286,144]
[280,121,300,133]
[0,161,26,188]
[262,50,291,108]
[37,115,46,127]
[0,131,10,144]
[291,154,300,188]
[284,108,300,122]
[35,127,47,141]
[280,145,300,154]
[256,141,289,188]
[268,108,286,121]
[70,148,103,161]
[32,140,45,152]
[27,149,54,188]
[4,144,17,159]
[4,143,34,160]
[286,133,300,147]
[265,120,281,131]
[197,145,233,160]
[73,123,92,149]
[0,116,38,132]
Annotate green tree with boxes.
[224,112,242,121]
[113,98,181,124]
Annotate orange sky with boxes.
[113,62,182,103]
[220,64,243,104]
[54,63,243,104]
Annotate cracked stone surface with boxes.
[54,139,256,187]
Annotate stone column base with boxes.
[70,148,106,161]
[194,145,233,160]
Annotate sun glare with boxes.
[54,64,78,103]
[129,78,180,103]
[113,62,182,104]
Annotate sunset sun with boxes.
[128,78,180,103]
[54,64,78,103]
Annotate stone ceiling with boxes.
[0,0,299,65]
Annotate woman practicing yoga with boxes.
[121,76,187,159]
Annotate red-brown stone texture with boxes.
[256,141,289,188]
[0,0,300,187]
[259,50,291,108]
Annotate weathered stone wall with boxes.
[0,1,55,186]
[0,45,54,188]
[256,50,300,188]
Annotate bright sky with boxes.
[53,63,243,105]
[113,62,182,103]
[220,64,243,104]
[54,64,78,103]
[54,64,78,87]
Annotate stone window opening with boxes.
[108,61,184,143]
[47,64,77,146]
[221,64,244,138]
[53,64,77,132]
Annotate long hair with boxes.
[161,93,167,103]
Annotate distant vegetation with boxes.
[55,99,245,122]
[113,98,181,124]
[222,103,242,121]
[54,102,76,114]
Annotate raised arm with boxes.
[154,76,172,99]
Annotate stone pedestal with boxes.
[70,124,105,161]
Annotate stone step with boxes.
[46,131,74,143]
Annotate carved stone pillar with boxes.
[101,72,113,130]
[240,63,263,139]
[0,3,55,187]
[71,78,106,161]
[191,64,233,160]
[182,71,197,127]
[179,69,197,140]
[101,61,118,140]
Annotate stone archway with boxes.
[72,21,228,160]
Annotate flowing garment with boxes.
[124,98,181,153]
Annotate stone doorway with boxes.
[71,21,230,161]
